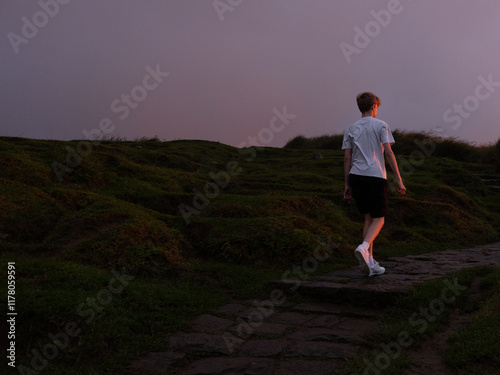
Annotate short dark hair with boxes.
[356,92,381,113]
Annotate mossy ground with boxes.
[0,133,499,373]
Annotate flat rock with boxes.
[275,360,340,375]
[304,314,342,328]
[293,279,413,306]
[267,312,315,325]
[250,322,290,338]
[273,244,500,306]
[128,351,185,374]
[237,307,276,323]
[180,357,274,375]
[239,339,287,357]
[285,341,358,359]
[293,302,341,315]
[335,318,380,336]
[228,321,289,341]
[214,303,246,316]
[189,314,234,333]
[168,333,235,355]
[318,326,368,344]
[288,327,345,342]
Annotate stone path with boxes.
[127,243,500,375]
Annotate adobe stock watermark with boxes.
[223,236,340,353]
[7,0,73,55]
[17,269,134,375]
[363,277,467,375]
[213,0,244,22]
[387,137,435,192]
[340,0,412,64]
[52,64,170,182]
[441,74,500,133]
[178,106,296,224]
[387,72,499,190]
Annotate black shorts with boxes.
[349,174,388,218]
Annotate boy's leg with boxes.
[362,214,386,275]
[363,214,384,247]
[363,214,372,242]
[358,214,384,256]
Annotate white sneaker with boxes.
[368,256,385,276]
[354,244,370,276]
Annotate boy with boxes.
[342,92,406,276]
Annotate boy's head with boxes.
[356,92,381,114]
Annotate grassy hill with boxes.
[1,133,499,374]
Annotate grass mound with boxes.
[285,130,499,166]
[0,135,499,374]
[1,135,499,268]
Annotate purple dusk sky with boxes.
[1,0,500,147]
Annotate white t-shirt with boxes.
[341,117,395,179]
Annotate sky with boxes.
[1,0,500,148]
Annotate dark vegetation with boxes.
[285,130,500,168]
[0,132,499,374]
[343,266,500,375]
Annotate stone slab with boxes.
[168,333,235,355]
[304,314,342,328]
[274,244,500,306]
[128,351,185,374]
[288,327,345,342]
[285,341,358,359]
[239,339,287,357]
[214,303,246,316]
[294,280,413,306]
[293,302,341,315]
[189,314,234,333]
[180,357,274,375]
[227,321,290,341]
[251,322,290,338]
[275,360,340,375]
[267,312,316,325]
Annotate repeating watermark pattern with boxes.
[213,0,244,22]
[387,137,435,192]
[177,161,243,224]
[51,64,170,182]
[362,277,467,374]
[223,236,339,353]
[441,74,500,133]
[238,107,297,150]
[386,72,498,190]
[7,0,73,55]
[340,0,412,64]
[16,269,134,375]
[178,106,296,224]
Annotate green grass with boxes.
[0,252,281,375]
[0,134,499,373]
[341,266,500,375]
[444,268,500,375]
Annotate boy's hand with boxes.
[344,186,352,201]
[398,182,406,195]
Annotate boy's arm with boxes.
[344,148,352,200]
[383,143,406,195]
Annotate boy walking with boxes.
[342,92,406,276]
